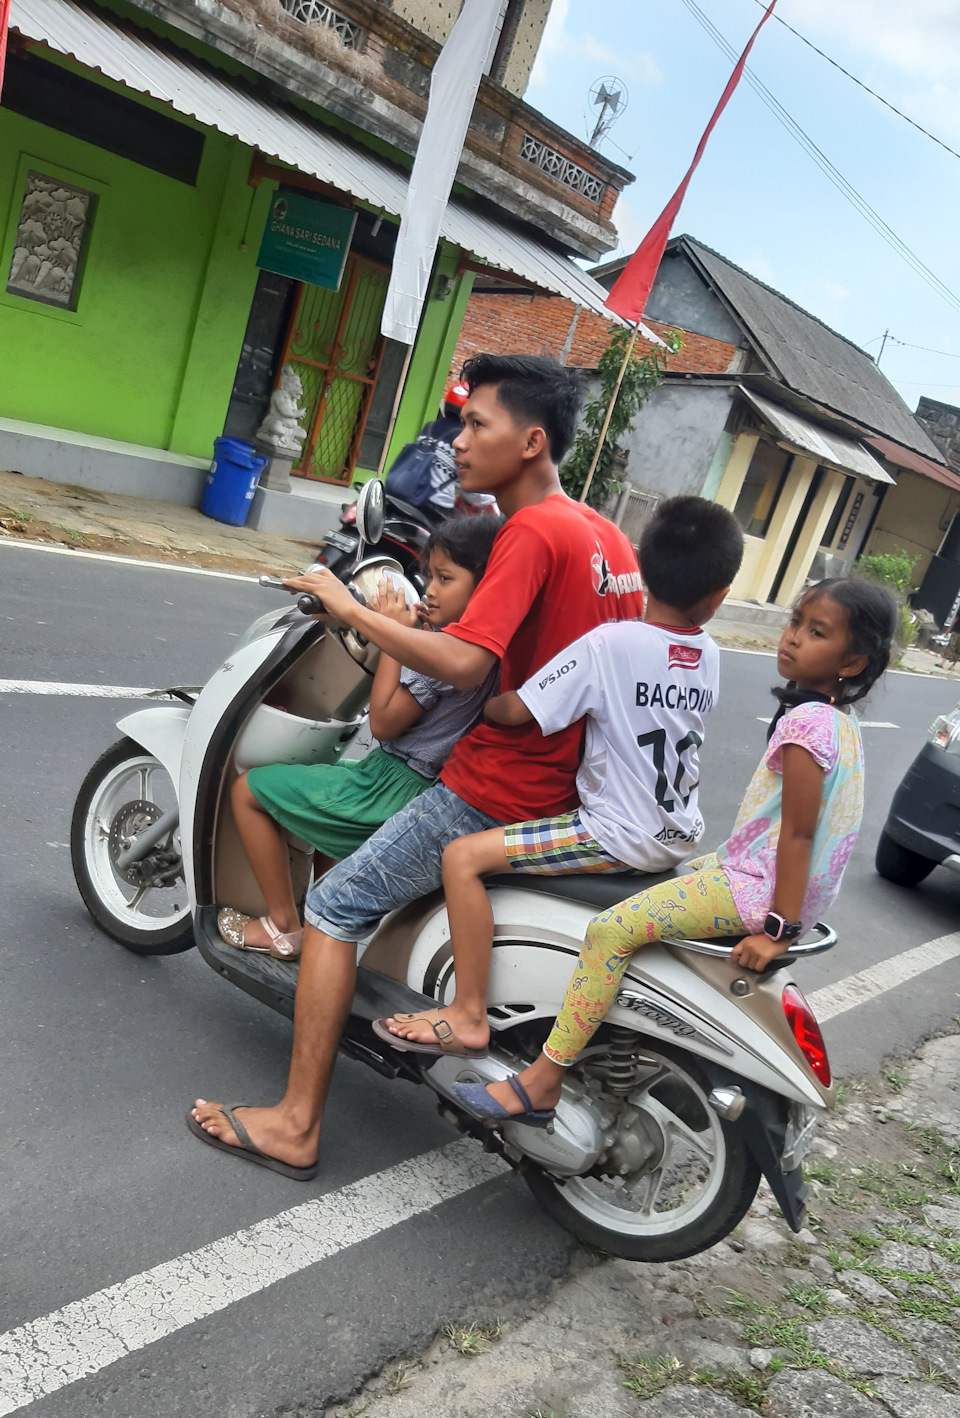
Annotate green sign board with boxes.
[257,193,357,289]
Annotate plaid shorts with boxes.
[503,808,635,875]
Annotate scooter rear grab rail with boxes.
[664,921,837,960]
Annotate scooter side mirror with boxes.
[354,478,385,549]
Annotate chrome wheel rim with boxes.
[559,1049,726,1238]
[83,753,188,932]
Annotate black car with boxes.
[877,705,960,886]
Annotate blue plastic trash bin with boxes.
[200,437,268,527]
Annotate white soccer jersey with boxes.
[517,620,720,871]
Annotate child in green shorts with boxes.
[218,515,502,959]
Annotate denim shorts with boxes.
[304,782,501,942]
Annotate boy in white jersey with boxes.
[375,497,745,1058]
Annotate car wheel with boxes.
[875,829,936,888]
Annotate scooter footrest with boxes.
[352,965,437,1023]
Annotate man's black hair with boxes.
[639,496,744,612]
[422,513,505,582]
[460,353,585,464]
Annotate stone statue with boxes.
[256,365,307,454]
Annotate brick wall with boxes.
[448,292,739,380]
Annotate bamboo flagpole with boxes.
[578,323,639,504]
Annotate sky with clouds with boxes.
[524,0,960,414]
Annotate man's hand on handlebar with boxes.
[283,567,360,624]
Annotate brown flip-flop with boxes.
[185,1103,318,1180]
[371,1013,488,1058]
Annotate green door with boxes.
[280,254,389,484]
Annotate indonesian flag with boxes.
[380,0,502,345]
[605,0,779,323]
[0,0,11,99]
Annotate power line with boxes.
[889,337,960,360]
[679,0,960,319]
[750,0,960,165]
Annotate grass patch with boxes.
[725,1289,767,1315]
[898,1295,955,1324]
[444,1319,502,1357]
[805,1162,837,1186]
[783,1282,830,1313]
[622,1355,686,1399]
[388,1364,411,1393]
[706,1369,768,1409]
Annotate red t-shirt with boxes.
[440,495,644,822]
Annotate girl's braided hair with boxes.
[769,576,898,736]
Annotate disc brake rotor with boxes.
[107,800,176,887]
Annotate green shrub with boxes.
[855,549,918,601]
[560,325,682,509]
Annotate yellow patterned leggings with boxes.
[543,854,746,1066]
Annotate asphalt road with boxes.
[2,540,960,1417]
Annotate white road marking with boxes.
[810,932,960,1023]
[0,679,173,698]
[0,535,257,581]
[0,1138,506,1415]
[754,716,898,729]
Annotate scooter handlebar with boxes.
[258,574,367,619]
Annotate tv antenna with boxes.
[588,75,628,147]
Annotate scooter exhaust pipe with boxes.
[115,807,180,870]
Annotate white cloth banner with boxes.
[380,0,502,345]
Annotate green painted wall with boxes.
[0,75,267,457]
[0,51,476,482]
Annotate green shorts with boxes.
[247,746,433,860]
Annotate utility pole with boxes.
[877,329,890,366]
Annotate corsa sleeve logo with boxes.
[668,644,702,670]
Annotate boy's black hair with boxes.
[422,513,505,583]
[638,496,744,611]
[459,353,585,464]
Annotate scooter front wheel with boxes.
[523,1043,760,1262]
[71,738,194,955]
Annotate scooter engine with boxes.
[425,1052,611,1177]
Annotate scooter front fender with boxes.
[116,706,191,790]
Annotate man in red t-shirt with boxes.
[190,354,643,1178]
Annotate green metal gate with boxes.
[279,254,389,484]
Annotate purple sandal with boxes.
[452,1074,556,1129]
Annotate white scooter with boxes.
[71,480,836,1262]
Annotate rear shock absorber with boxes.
[601,1026,650,1096]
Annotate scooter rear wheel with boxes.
[523,1043,760,1262]
[71,737,195,955]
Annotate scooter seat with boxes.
[485,870,679,912]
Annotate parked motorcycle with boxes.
[316,485,438,589]
[71,479,836,1262]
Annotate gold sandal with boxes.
[217,908,302,960]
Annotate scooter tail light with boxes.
[782,983,831,1087]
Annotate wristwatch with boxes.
[763,911,803,942]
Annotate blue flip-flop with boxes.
[451,1074,556,1129]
